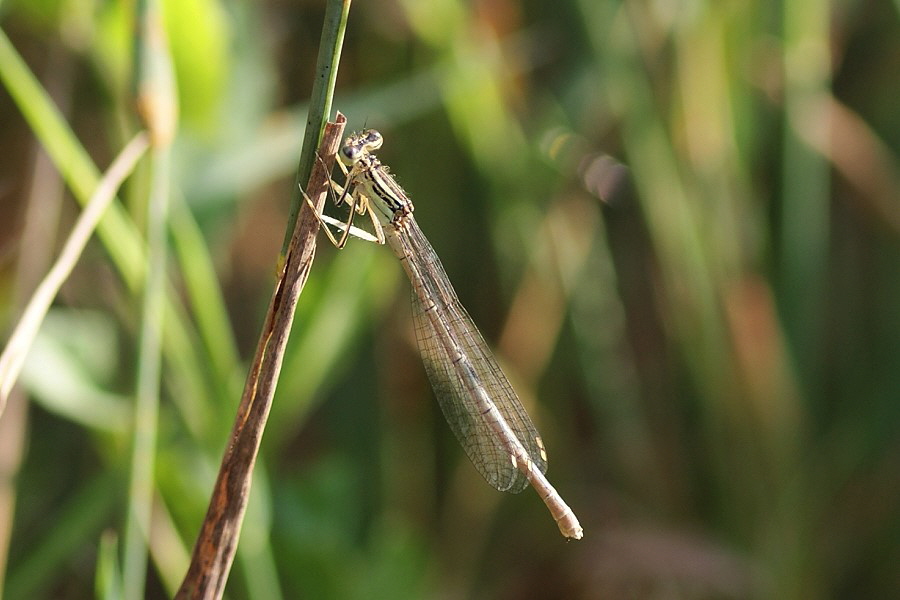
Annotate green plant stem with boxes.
[123,146,170,600]
[282,0,353,256]
[123,0,179,595]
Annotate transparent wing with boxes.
[399,219,548,493]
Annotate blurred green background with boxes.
[2,0,900,598]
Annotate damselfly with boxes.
[307,129,583,540]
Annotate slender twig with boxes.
[0,133,150,414]
[175,2,351,595]
[122,0,180,596]
[174,115,347,600]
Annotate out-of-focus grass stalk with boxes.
[0,50,72,594]
[581,1,819,595]
[96,532,121,600]
[123,149,168,600]
[780,0,831,385]
[397,0,525,183]
[169,197,243,433]
[122,0,178,598]
[776,3,831,596]
[4,472,120,599]
[603,5,727,383]
[0,28,145,288]
[0,22,219,449]
[0,133,149,412]
[677,7,812,596]
[147,497,191,596]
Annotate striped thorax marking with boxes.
[340,130,413,226]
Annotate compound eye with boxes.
[365,130,383,149]
[341,145,359,164]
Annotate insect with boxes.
[306,129,583,539]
